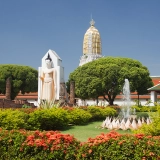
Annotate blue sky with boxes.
[0,0,160,81]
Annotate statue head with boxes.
[45,54,52,68]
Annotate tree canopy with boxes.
[0,64,38,100]
[69,57,153,105]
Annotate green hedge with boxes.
[27,108,70,130]
[68,108,92,125]
[0,107,117,130]
[87,106,117,121]
[136,112,149,119]
[0,109,28,130]
[134,116,160,136]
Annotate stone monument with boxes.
[38,49,65,105]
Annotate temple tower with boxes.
[79,19,102,66]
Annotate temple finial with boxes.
[90,19,95,26]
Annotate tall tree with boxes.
[0,64,38,100]
[69,57,153,105]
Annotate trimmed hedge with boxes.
[0,106,118,130]
[27,108,70,130]
[0,109,28,130]
[134,116,160,136]
[68,108,92,125]
[87,106,117,121]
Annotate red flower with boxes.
[88,149,92,154]
[27,141,34,146]
[82,154,86,157]
[135,134,144,139]
[48,135,57,140]
[27,135,35,141]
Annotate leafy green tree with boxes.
[69,57,153,105]
[0,64,38,100]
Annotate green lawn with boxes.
[60,121,132,142]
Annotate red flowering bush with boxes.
[0,128,28,159]
[0,128,160,159]
[77,131,160,159]
[20,130,80,159]
[0,128,80,159]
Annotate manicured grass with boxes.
[60,121,132,142]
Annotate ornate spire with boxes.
[90,19,95,26]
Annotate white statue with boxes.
[38,49,66,106]
[39,54,57,102]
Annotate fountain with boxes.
[101,79,152,130]
[122,79,131,118]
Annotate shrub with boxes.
[150,106,158,112]
[107,105,121,113]
[134,116,160,136]
[18,108,37,114]
[103,107,118,117]
[20,130,80,159]
[0,128,80,159]
[136,112,149,119]
[0,129,160,159]
[0,109,28,130]
[68,108,92,125]
[132,106,150,112]
[0,128,27,159]
[87,106,117,121]
[77,131,160,159]
[22,104,32,108]
[27,108,70,130]
[86,106,103,121]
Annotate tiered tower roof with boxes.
[79,19,102,66]
[83,19,102,55]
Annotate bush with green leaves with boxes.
[68,108,92,125]
[149,106,158,112]
[0,109,28,130]
[134,111,160,136]
[27,108,70,130]
[132,105,150,112]
[134,117,160,136]
[87,106,117,121]
[136,112,149,119]
[22,104,32,108]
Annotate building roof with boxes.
[150,76,160,85]
[148,76,160,92]
[148,84,160,91]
